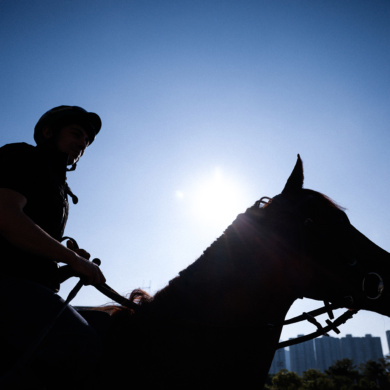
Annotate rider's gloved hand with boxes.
[66,240,106,286]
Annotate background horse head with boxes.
[98,155,390,389]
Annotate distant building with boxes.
[341,334,383,366]
[362,334,383,362]
[315,336,342,372]
[269,348,287,374]
[289,337,316,375]
[271,333,384,375]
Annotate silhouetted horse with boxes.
[4,156,390,389]
[93,155,390,389]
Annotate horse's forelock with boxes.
[302,189,345,211]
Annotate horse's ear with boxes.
[282,154,304,194]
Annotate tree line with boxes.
[264,357,390,390]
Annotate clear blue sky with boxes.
[1,0,390,353]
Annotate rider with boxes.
[0,106,106,388]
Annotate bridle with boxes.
[251,196,384,349]
[272,300,359,349]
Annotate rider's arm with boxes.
[0,188,105,285]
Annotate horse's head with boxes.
[252,155,390,317]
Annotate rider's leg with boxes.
[0,275,102,389]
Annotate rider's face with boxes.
[55,124,90,165]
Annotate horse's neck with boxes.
[143,223,296,387]
[152,221,296,327]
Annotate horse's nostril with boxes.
[363,273,384,300]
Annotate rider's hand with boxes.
[71,256,106,285]
[66,240,106,286]
[66,239,91,260]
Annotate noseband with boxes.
[363,272,384,300]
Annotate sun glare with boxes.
[182,168,247,229]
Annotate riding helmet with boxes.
[34,105,102,145]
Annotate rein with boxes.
[94,195,375,350]
[93,280,359,349]
[65,193,372,350]
[277,308,358,349]
[61,236,138,311]
[95,283,138,310]
[271,300,359,349]
[93,197,363,348]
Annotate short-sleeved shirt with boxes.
[0,142,69,291]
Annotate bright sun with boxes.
[177,168,247,229]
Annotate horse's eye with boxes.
[348,259,357,267]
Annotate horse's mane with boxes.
[101,223,243,321]
[100,288,152,317]
[102,189,343,320]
